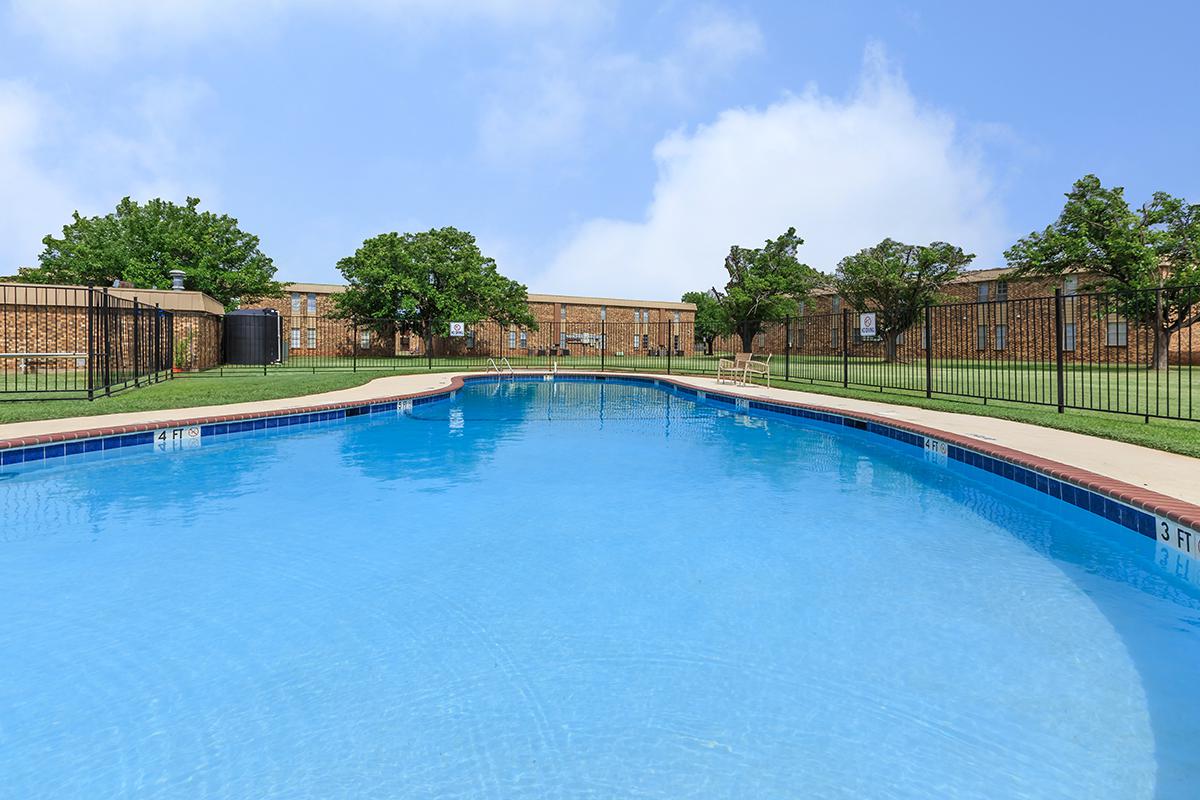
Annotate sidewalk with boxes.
[2,370,1197,506]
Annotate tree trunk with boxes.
[883,332,899,363]
[1152,326,1171,370]
[739,325,755,353]
[704,337,715,356]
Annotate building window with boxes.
[977,282,990,303]
[559,331,566,349]
[400,336,411,351]
[600,305,606,321]
[467,330,476,348]
[831,327,840,349]
[519,330,527,348]
[1064,276,1078,296]
[976,325,988,350]
[307,328,317,349]
[994,324,1007,350]
[508,330,516,348]
[560,303,567,321]
[673,334,680,351]
[290,327,300,348]
[996,281,1008,302]
[1107,321,1128,346]
[755,332,764,348]
[832,296,841,313]
[897,331,906,346]
[642,310,649,323]
[359,329,371,349]
[307,293,316,314]
[673,311,680,323]
[633,334,640,349]
[291,292,300,312]
[1063,323,1076,351]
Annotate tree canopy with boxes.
[713,227,822,351]
[20,196,280,310]
[681,290,730,355]
[834,238,974,361]
[332,227,536,339]
[1005,174,1200,368]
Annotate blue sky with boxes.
[1,0,1197,299]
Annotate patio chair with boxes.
[743,353,772,387]
[717,352,753,384]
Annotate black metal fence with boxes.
[201,284,1199,422]
[0,283,174,401]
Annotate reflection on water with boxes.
[0,379,1197,799]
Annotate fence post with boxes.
[132,297,141,387]
[353,324,358,373]
[666,321,672,375]
[784,317,791,382]
[154,303,161,382]
[102,289,112,395]
[601,317,606,372]
[924,303,933,399]
[168,312,175,380]
[1054,287,1065,413]
[427,330,433,370]
[86,285,95,400]
[841,309,849,388]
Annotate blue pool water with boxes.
[1,378,1198,798]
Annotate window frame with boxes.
[1107,320,1128,347]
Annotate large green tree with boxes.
[713,227,822,352]
[21,196,280,309]
[332,227,536,346]
[1005,174,1200,369]
[834,238,974,362]
[681,290,730,355]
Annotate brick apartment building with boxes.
[242,283,699,360]
[763,267,1200,366]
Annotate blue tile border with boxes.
[0,372,1191,558]
[694,383,1162,543]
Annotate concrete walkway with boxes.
[2,370,1197,506]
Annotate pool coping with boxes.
[1,371,1198,558]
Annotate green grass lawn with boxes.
[224,352,1200,421]
[2,362,1198,459]
[0,372,381,425]
[769,377,1200,460]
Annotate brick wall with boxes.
[0,285,224,378]
[241,288,699,359]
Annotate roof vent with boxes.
[169,270,186,291]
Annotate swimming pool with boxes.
[1,377,1198,798]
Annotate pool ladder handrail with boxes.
[487,357,515,379]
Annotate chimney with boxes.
[169,270,186,291]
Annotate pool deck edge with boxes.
[2,370,1198,535]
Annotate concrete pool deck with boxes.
[1,370,1198,510]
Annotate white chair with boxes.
[743,353,772,387]
[718,352,752,384]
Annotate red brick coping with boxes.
[2,371,1198,535]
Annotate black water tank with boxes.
[223,309,281,365]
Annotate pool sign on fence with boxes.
[859,313,877,338]
[449,322,465,337]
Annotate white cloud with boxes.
[0,79,216,273]
[8,0,611,60]
[536,45,1010,300]
[0,83,74,272]
[478,7,763,163]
